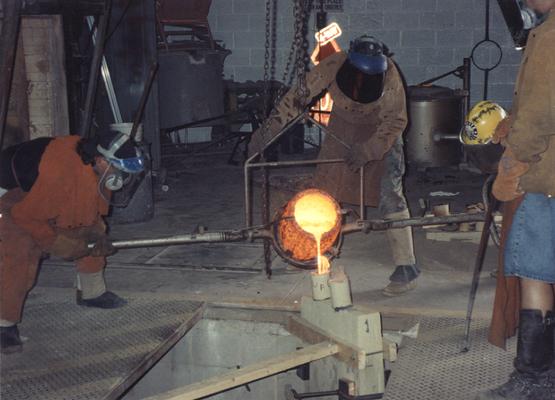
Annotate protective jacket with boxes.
[252,51,408,206]
[0,135,109,323]
[488,12,555,348]
[506,11,555,197]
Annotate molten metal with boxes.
[293,191,339,274]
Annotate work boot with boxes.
[382,264,420,297]
[76,290,127,309]
[475,310,555,400]
[0,325,23,354]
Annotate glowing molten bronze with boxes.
[276,189,341,274]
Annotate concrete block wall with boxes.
[208,0,524,109]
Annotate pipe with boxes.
[80,0,113,138]
[462,197,498,352]
[97,229,270,250]
[0,0,22,150]
[341,212,486,234]
[130,62,159,141]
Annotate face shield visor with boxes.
[97,132,147,207]
[336,36,389,104]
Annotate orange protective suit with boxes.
[0,136,110,323]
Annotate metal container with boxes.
[158,49,229,130]
[405,86,465,169]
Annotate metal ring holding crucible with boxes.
[272,189,342,269]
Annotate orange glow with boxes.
[293,191,339,274]
[314,22,342,46]
[310,24,342,127]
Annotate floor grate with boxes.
[383,316,515,400]
[1,290,204,400]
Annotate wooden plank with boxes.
[286,315,365,368]
[382,338,398,363]
[144,342,339,400]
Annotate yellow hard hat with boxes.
[460,101,508,145]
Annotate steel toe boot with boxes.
[475,310,554,399]
[382,264,419,296]
[0,325,23,354]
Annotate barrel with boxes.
[405,86,465,169]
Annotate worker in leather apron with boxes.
[250,35,419,297]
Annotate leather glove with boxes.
[344,147,367,172]
[492,146,529,202]
[90,236,117,257]
[49,234,90,261]
[74,219,107,242]
[492,115,511,145]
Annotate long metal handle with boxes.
[90,229,271,250]
[86,13,122,125]
[461,198,497,352]
[341,212,486,234]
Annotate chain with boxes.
[259,0,313,278]
[293,0,312,104]
[262,0,272,118]
[262,0,277,278]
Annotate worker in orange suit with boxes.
[0,132,146,353]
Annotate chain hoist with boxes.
[259,0,313,278]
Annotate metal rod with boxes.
[248,158,344,168]
[359,165,365,220]
[0,0,22,150]
[244,112,306,227]
[463,57,471,115]
[462,197,497,352]
[99,230,255,249]
[341,212,486,234]
[86,14,122,124]
[80,0,113,137]
[130,62,159,141]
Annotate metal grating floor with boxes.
[0,289,204,400]
[383,316,515,400]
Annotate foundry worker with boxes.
[475,0,555,399]
[0,131,146,353]
[250,35,419,296]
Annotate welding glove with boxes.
[345,147,368,172]
[90,236,116,257]
[49,234,91,261]
[492,146,529,202]
[492,115,511,146]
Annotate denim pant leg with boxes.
[504,193,555,283]
[379,136,409,216]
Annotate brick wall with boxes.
[208,0,523,109]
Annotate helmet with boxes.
[96,131,146,207]
[338,36,389,104]
[97,132,145,174]
[460,101,508,145]
[347,35,389,75]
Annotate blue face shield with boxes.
[347,52,388,75]
[106,154,145,174]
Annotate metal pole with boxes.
[80,0,113,138]
[341,212,487,234]
[359,165,365,220]
[461,197,498,352]
[130,62,159,141]
[0,0,22,150]
[96,230,258,249]
[86,14,122,124]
